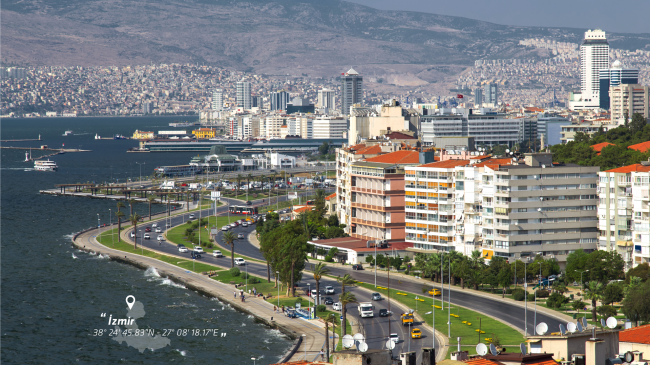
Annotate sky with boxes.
[345,0,650,34]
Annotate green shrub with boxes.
[546,293,569,309]
[536,289,550,298]
[207,243,214,248]
[229,267,241,277]
[324,255,333,262]
[512,289,528,301]
[241,272,249,279]
[596,305,617,319]
[316,304,327,313]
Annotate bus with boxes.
[229,205,258,215]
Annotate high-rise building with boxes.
[212,89,223,111]
[610,84,650,125]
[599,60,640,110]
[252,96,263,109]
[142,101,153,114]
[485,83,498,106]
[313,117,348,139]
[569,29,610,110]
[318,88,336,110]
[269,90,289,111]
[474,88,483,107]
[236,81,251,110]
[341,68,363,115]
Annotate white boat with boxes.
[95,133,101,139]
[63,130,73,136]
[34,160,58,171]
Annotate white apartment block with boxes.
[313,117,348,139]
[420,112,528,147]
[318,89,336,109]
[569,29,610,110]
[610,84,650,125]
[405,153,600,265]
[212,89,223,111]
[264,115,286,139]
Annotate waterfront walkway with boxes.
[73,225,331,362]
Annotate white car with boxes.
[241,222,248,227]
[234,258,246,266]
[189,214,195,219]
[130,231,135,238]
[237,233,245,239]
[324,286,335,294]
[193,247,204,254]
[178,245,188,253]
[332,302,342,311]
[155,227,162,233]
[221,225,230,231]
[213,250,223,257]
[143,233,151,240]
[152,223,158,228]
[390,333,399,343]
[230,223,237,228]
[157,235,164,241]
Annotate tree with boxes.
[630,113,647,133]
[221,231,236,267]
[147,195,157,221]
[319,142,330,155]
[337,274,355,295]
[128,198,137,216]
[129,213,141,249]
[115,210,125,241]
[625,262,650,284]
[327,214,339,227]
[601,282,624,305]
[596,305,617,319]
[323,313,337,357]
[312,262,330,305]
[365,255,374,265]
[339,291,357,336]
[235,174,243,198]
[497,264,513,298]
[546,292,569,309]
[622,280,650,326]
[571,298,587,315]
[584,281,604,321]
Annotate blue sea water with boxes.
[1,117,292,364]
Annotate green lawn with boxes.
[356,282,525,355]
[259,193,319,213]
[211,269,278,296]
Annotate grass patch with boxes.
[211,269,277,296]
[356,282,525,356]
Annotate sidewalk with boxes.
[74,227,327,362]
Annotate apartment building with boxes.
[610,84,650,125]
[632,167,650,267]
[405,153,600,264]
[348,100,417,145]
[264,115,286,139]
[192,128,216,139]
[313,117,348,139]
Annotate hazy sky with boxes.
[346,0,650,34]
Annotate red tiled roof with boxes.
[354,144,383,155]
[525,107,544,112]
[385,131,417,140]
[629,141,650,153]
[620,324,650,344]
[473,158,514,168]
[325,193,336,200]
[293,206,314,214]
[465,359,498,365]
[605,164,650,173]
[363,150,421,164]
[470,154,491,159]
[419,160,470,168]
[591,142,615,155]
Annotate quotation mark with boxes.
[221,332,227,337]
[100,313,107,317]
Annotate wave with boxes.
[144,267,161,278]
[95,254,109,259]
[89,251,97,256]
[174,349,187,356]
[72,253,78,259]
[63,233,75,240]
[161,278,186,289]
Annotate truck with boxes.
[160,180,175,190]
[358,302,374,318]
[401,312,414,326]
[189,183,201,190]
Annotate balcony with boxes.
[351,186,404,195]
[351,217,402,228]
[351,202,402,212]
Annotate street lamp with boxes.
[448,253,451,337]
[136,162,145,185]
[109,209,113,246]
[440,252,444,310]
[251,357,256,365]
[534,261,542,332]
[524,261,528,336]
[97,214,101,239]
[276,271,280,310]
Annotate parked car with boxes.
[234,258,246,266]
[237,233,245,239]
[371,293,382,301]
[352,264,364,270]
[323,297,334,305]
[213,250,223,257]
[221,225,230,231]
[324,286,335,294]
[189,214,195,219]
[332,302,342,311]
[143,233,151,239]
[157,235,164,241]
[379,309,390,317]
[178,244,188,253]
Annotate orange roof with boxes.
[326,193,336,200]
[465,359,498,365]
[354,144,383,155]
[418,160,470,168]
[292,206,314,214]
[591,142,614,155]
[605,164,650,173]
[363,150,421,164]
[470,154,491,160]
[629,141,650,153]
[385,131,417,140]
[525,107,544,112]
[620,324,650,344]
[473,158,514,168]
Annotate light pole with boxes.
[534,261,542,332]
[136,162,145,186]
[580,269,589,293]
[307,283,311,319]
[109,209,113,246]
[277,271,280,310]
[374,240,377,287]
[97,214,101,239]
[251,357,256,365]
[524,261,528,336]
[408,321,412,352]
[440,252,444,310]
[448,253,451,337]
[246,261,249,293]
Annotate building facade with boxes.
[569,29,610,110]
[132,130,154,140]
[269,90,289,111]
[192,128,216,139]
[610,84,650,125]
[313,117,348,139]
[598,61,639,110]
[341,68,363,115]
[420,111,526,147]
[474,88,484,107]
[236,81,251,110]
[485,83,498,106]
[212,89,223,111]
[318,88,336,110]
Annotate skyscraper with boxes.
[598,60,639,109]
[236,81,251,110]
[485,83,498,106]
[569,29,610,110]
[212,89,223,111]
[474,88,483,107]
[318,88,336,110]
[269,90,289,111]
[341,68,363,115]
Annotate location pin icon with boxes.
[126,295,136,310]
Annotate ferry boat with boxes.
[95,133,101,139]
[63,130,73,136]
[34,160,58,171]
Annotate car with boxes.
[130,231,135,238]
[311,289,323,297]
[332,302,342,311]
[389,333,399,343]
[237,233,245,239]
[178,245,188,253]
[371,293,382,301]
[324,286,335,294]
[379,309,390,317]
[189,214,195,219]
[155,227,162,233]
[152,223,158,228]
[246,201,252,205]
[166,222,171,228]
[213,250,223,257]
[241,222,248,227]
[145,227,152,232]
[221,225,230,231]
[157,235,164,241]
[143,233,151,239]
[323,297,334,305]
[411,328,422,339]
[428,288,441,296]
[191,250,202,258]
[234,258,246,266]
[193,247,204,254]
[352,264,364,270]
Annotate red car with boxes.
[145,227,152,232]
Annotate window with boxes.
[517,208,528,212]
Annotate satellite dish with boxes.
[489,343,498,356]
[506,149,510,153]
[386,339,395,350]
[536,322,548,335]
[559,324,567,336]
[537,208,542,212]
[476,343,488,356]
[520,343,527,355]
[624,352,634,363]
[601,318,607,328]
[606,317,617,329]
[542,164,546,168]
[577,321,584,332]
[581,317,588,329]
[353,333,365,343]
[359,342,368,353]
[567,322,577,333]
[342,335,354,349]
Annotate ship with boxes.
[63,130,73,136]
[169,121,200,127]
[114,134,127,139]
[95,133,101,139]
[34,160,58,171]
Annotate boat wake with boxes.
[72,253,78,259]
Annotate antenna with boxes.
[359,342,368,353]
[567,322,577,333]
[577,321,583,332]
[606,317,617,329]
[536,322,548,335]
[600,318,607,328]
[559,324,567,336]
[581,317,588,329]
[342,335,354,349]
[520,343,527,355]
[476,343,488,356]
[386,339,395,350]
[489,343,498,356]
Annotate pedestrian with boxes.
[274,305,277,313]
[281,305,285,314]
[320,349,325,361]
[234,291,237,299]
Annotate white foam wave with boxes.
[174,349,187,356]
[241,323,246,327]
[144,267,161,277]
[247,315,254,319]
[95,254,109,259]
[161,278,186,289]
[63,234,75,240]
[89,251,97,256]
[72,253,78,259]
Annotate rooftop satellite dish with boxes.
[606,317,617,329]
[542,164,546,168]
[577,321,584,332]
[353,333,365,343]
[581,317,588,329]
[536,322,548,335]
[359,342,368,353]
[601,318,607,328]
[520,343,527,355]
[567,322,577,333]
[476,343,488,356]
[386,339,395,350]
[489,343,498,356]
[537,208,542,212]
[506,149,510,153]
[342,335,354,349]
[559,324,567,336]
[624,351,634,363]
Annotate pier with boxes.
[2,146,92,161]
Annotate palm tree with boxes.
[129,213,141,249]
[115,210,125,241]
[339,291,357,336]
[117,201,126,214]
[222,231,236,267]
[313,262,330,305]
[235,174,243,198]
[323,313,338,357]
[246,173,253,201]
[147,195,157,221]
[128,198,137,216]
[337,274,355,295]
[584,281,604,321]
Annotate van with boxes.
[234,258,246,266]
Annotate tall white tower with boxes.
[318,88,336,110]
[569,29,609,110]
[236,81,251,110]
[212,89,223,111]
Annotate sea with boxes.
[0,116,292,364]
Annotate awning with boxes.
[617,240,633,247]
